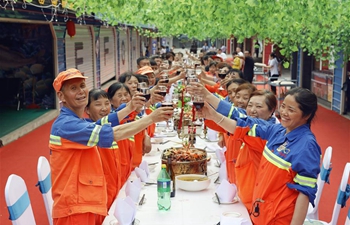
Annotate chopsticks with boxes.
[214,176,220,184]
[215,192,221,205]
[139,194,146,206]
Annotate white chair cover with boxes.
[305,162,350,225]
[307,146,333,220]
[4,174,36,225]
[36,156,53,225]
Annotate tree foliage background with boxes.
[46,0,350,61]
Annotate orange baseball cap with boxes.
[53,68,87,92]
[136,66,154,75]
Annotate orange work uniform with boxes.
[97,142,121,210]
[205,83,228,97]
[235,118,320,224]
[49,107,119,224]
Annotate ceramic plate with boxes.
[222,211,242,217]
[212,196,239,205]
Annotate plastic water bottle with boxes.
[157,164,171,210]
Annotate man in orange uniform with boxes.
[49,68,173,225]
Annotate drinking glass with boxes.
[218,73,226,90]
[140,87,150,117]
[161,94,174,133]
[172,92,179,113]
[157,85,168,98]
[137,82,147,92]
[160,73,169,85]
[192,94,204,125]
[193,95,204,111]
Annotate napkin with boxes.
[216,179,237,203]
[205,143,223,153]
[207,128,218,141]
[135,161,150,182]
[220,215,250,225]
[125,178,142,203]
[219,161,228,182]
[215,148,226,164]
[114,196,137,225]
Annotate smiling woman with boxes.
[197,87,320,224]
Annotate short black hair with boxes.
[118,71,136,83]
[225,78,248,89]
[149,59,157,66]
[137,56,149,66]
[107,82,131,100]
[231,68,244,79]
[87,89,108,107]
[151,55,162,60]
[135,74,149,85]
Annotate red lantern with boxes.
[66,20,76,38]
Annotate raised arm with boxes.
[198,102,237,134]
[112,106,173,141]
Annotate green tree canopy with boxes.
[38,0,350,61]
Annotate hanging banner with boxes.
[131,28,139,71]
[119,28,130,74]
[151,38,157,55]
[65,25,95,90]
[99,27,116,84]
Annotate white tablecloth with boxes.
[103,131,252,225]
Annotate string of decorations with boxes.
[0,0,141,37]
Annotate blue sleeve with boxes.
[216,100,247,119]
[116,103,127,111]
[95,113,120,127]
[56,118,114,148]
[155,102,161,108]
[287,138,321,206]
[236,117,274,140]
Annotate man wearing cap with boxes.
[49,68,173,225]
[136,66,156,87]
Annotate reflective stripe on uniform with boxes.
[49,134,62,145]
[87,125,102,146]
[129,137,135,142]
[247,124,258,137]
[263,146,291,170]
[227,105,235,118]
[293,174,317,188]
[149,105,156,111]
[111,141,118,149]
[101,116,109,125]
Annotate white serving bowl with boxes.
[175,174,211,191]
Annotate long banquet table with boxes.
[103,126,252,225]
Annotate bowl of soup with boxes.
[175,174,211,191]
